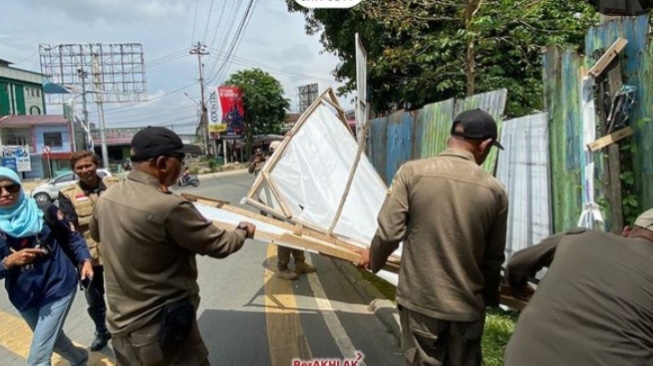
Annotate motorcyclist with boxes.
[181,167,191,184]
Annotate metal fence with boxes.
[364,15,653,250]
[367,89,507,184]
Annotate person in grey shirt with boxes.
[504,209,653,366]
[360,109,508,366]
[90,127,256,366]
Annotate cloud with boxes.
[5,0,352,133]
[21,0,189,25]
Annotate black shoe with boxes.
[90,332,111,351]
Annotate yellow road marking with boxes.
[264,244,312,365]
[0,309,115,365]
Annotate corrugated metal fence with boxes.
[365,15,653,251]
[368,89,507,184]
[544,15,653,232]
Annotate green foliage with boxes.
[208,159,217,169]
[483,309,518,365]
[286,0,598,117]
[620,140,639,226]
[224,68,290,158]
[190,166,200,175]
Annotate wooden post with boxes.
[328,121,370,235]
[594,58,624,233]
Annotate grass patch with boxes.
[358,267,518,365]
[358,267,396,299]
[483,309,518,365]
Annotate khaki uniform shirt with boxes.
[89,170,247,336]
[248,157,266,176]
[59,176,120,266]
[370,148,508,322]
[504,228,653,366]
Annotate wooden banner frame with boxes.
[184,193,530,310]
[244,87,386,241]
[182,193,400,272]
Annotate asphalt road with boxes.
[0,171,403,366]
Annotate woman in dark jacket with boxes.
[0,167,93,365]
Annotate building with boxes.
[0,58,77,179]
[0,115,75,179]
[0,58,46,116]
[91,128,202,169]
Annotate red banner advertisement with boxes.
[216,86,245,137]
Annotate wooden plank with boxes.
[328,122,370,235]
[587,126,633,151]
[499,284,530,311]
[182,192,401,262]
[262,171,293,219]
[588,38,628,78]
[605,61,624,233]
[594,58,625,234]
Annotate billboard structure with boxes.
[298,83,319,113]
[39,43,148,168]
[208,86,245,138]
[39,43,147,104]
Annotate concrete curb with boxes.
[330,258,401,343]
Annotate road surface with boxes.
[0,171,403,365]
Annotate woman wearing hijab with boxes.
[0,167,93,365]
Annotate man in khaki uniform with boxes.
[90,127,256,366]
[59,151,119,351]
[504,210,653,366]
[248,144,316,280]
[360,109,508,366]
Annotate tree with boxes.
[287,0,598,117]
[224,68,289,158]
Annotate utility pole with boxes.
[77,68,91,150]
[93,55,110,169]
[190,42,210,155]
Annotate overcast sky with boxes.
[0,0,348,134]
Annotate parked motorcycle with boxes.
[172,174,200,189]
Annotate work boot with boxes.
[276,268,299,280]
[90,332,111,351]
[294,261,316,274]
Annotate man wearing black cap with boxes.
[89,126,256,366]
[359,109,508,366]
[504,209,653,366]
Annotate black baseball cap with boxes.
[450,109,504,150]
[130,126,193,162]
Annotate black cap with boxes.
[450,109,504,150]
[130,126,192,161]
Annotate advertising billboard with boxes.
[208,86,245,139]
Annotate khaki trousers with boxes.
[112,319,209,366]
[399,305,484,366]
[277,245,306,270]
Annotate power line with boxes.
[146,50,188,69]
[209,0,258,84]
[205,47,336,84]
[208,2,236,51]
[211,0,257,84]
[202,0,216,44]
[204,0,244,81]
[190,0,199,44]
[89,82,198,114]
[206,0,250,83]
